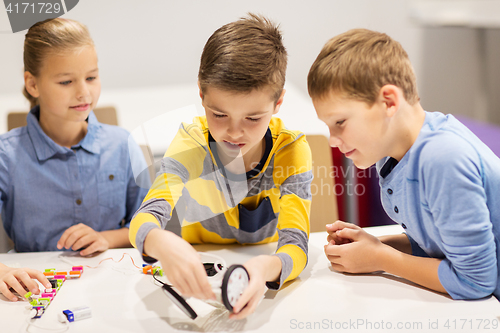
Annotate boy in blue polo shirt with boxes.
[308,28,500,300]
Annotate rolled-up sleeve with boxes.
[269,135,312,289]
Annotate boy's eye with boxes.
[247,117,260,122]
[59,81,71,85]
[86,76,96,81]
[336,120,345,126]
[213,113,226,118]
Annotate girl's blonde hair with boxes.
[23,18,94,108]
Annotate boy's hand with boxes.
[0,263,51,302]
[326,221,353,245]
[146,229,215,301]
[229,256,268,320]
[57,223,110,256]
[324,221,385,273]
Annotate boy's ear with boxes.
[24,71,40,98]
[379,85,400,117]
[273,89,286,114]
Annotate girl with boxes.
[0,18,149,301]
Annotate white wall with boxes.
[0,0,423,104]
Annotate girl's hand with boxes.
[230,255,276,320]
[324,221,386,273]
[146,229,215,301]
[57,223,110,256]
[0,263,51,302]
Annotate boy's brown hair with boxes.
[307,28,419,106]
[198,13,287,103]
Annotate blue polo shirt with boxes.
[377,111,500,300]
[0,106,149,252]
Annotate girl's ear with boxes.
[24,71,40,98]
[379,85,400,117]
[197,81,203,100]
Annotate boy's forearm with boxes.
[254,255,283,283]
[378,233,412,254]
[379,245,447,294]
[143,228,174,259]
[101,228,132,249]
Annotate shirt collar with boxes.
[76,111,101,155]
[27,106,101,161]
[208,128,272,180]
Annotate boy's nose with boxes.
[329,134,342,148]
[227,122,243,138]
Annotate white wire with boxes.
[57,253,139,275]
[56,253,75,267]
[58,251,228,287]
[24,317,69,333]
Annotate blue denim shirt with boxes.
[377,111,500,301]
[0,106,149,252]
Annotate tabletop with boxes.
[1,225,499,333]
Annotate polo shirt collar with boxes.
[27,106,101,161]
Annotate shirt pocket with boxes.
[97,169,127,208]
[238,196,276,233]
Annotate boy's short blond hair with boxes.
[198,13,287,102]
[307,29,419,105]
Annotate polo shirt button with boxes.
[394,206,399,213]
[76,199,82,205]
[402,223,407,229]
[387,188,393,195]
[109,174,114,180]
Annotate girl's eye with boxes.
[59,81,71,85]
[86,76,96,81]
[336,120,345,126]
[213,113,226,118]
[247,118,260,122]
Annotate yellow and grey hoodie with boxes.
[129,116,312,289]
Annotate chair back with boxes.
[307,134,339,232]
[7,106,118,131]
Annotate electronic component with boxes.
[221,265,249,312]
[161,283,198,320]
[141,264,163,276]
[27,266,84,319]
[204,263,223,277]
[156,263,249,320]
[61,306,91,322]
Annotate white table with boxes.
[1,225,498,333]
